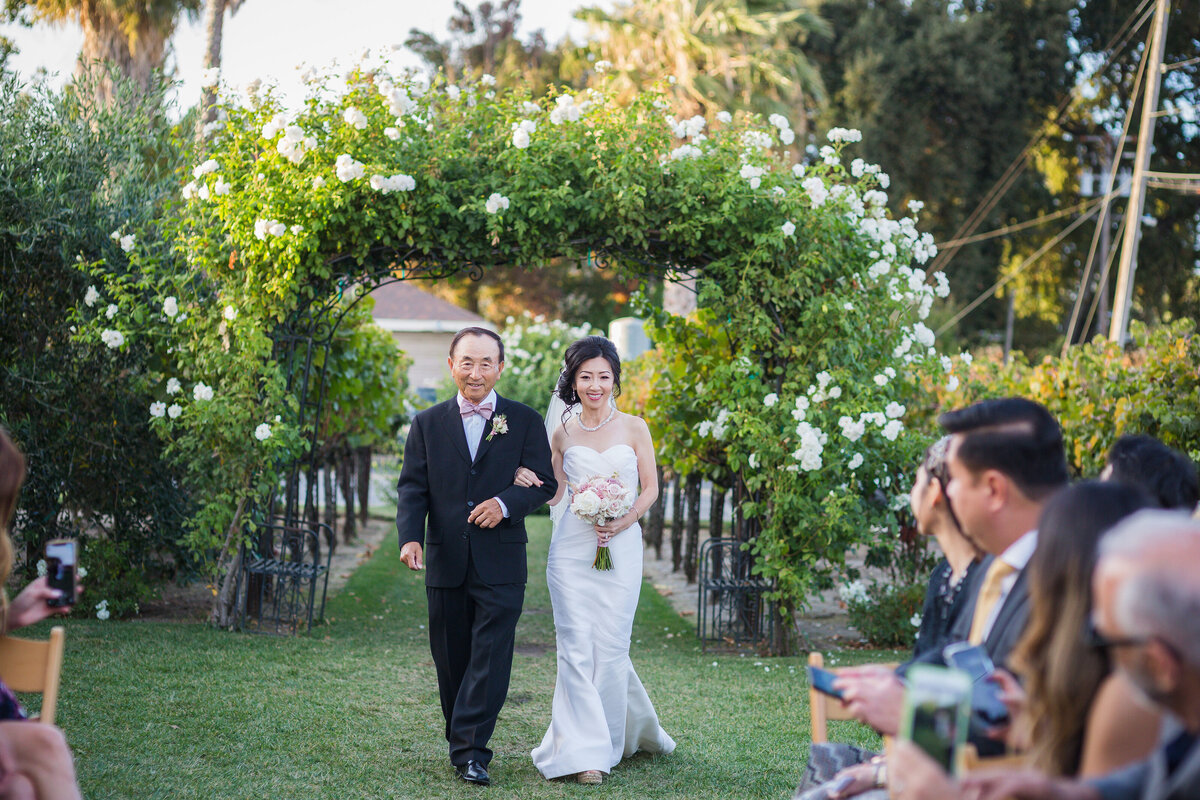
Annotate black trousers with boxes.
[426,549,525,766]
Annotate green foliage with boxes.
[917,320,1200,476]
[839,577,923,650]
[316,294,412,452]
[622,130,968,622]
[500,311,599,412]
[0,72,192,615]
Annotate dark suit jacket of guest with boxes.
[1090,720,1200,800]
[949,554,1032,670]
[395,394,556,588]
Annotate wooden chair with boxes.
[809,651,859,744]
[0,626,65,724]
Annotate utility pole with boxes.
[1108,0,1170,345]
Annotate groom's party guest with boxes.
[1100,434,1199,513]
[395,327,556,787]
[887,510,1200,800]
[834,398,1067,750]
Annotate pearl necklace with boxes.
[577,405,616,432]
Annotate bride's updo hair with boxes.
[555,335,622,407]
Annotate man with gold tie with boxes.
[834,398,1068,749]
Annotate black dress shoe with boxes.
[455,760,490,786]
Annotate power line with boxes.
[929,0,1157,275]
[935,197,1104,249]
[935,205,1102,336]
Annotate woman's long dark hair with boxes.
[1010,480,1151,776]
[555,336,622,421]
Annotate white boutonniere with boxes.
[486,414,508,441]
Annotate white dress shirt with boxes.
[457,390,508,518]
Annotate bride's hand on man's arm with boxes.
[513,466,542,488]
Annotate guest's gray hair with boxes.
[1101,510,1200,665]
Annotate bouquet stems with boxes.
[592,543,614,571]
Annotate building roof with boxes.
[369,280,492,333]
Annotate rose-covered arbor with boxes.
[78,60,966,642]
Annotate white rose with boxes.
[848,453,864,471]
[763,393,779,407]
[224,305,237,321]
[193,383,214,402]
[781,221,796,237]
[150,402,167,418]
[342,106,368,129]
[485,193,510,214]
[100,329,124,349]
[84,285,100,307]
[572,490,601,518]
[167,403,182,419]
[254,423,272,441]
[119,234,136,253]
[162,296,178,317]
[166,378,181,394]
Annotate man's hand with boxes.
[467,498,504,528]
[833,668,906,736]
[399,542,424,571]
[5,577,75,633]
[961,769,1100,800]
[513,467,542,488]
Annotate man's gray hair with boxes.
[1101,510,1200,665]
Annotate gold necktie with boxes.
[968,560,1017,645]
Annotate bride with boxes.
[517,335,675,784]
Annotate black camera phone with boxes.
[45,539,77,608]
[807,664,845,700]
[942,642,1010,726]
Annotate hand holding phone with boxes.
[942,642,1011,726]
[899,665,972,775]
[807,664,845,700]
[44,539,77,608]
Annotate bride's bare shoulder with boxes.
[617,411,651,437]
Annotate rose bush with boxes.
[69,59,962,630]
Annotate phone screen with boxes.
[900,665,971,776]
[807,665,844,699]
[943,644,994,682]
[45,540,76,607]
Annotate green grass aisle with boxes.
[44,518,885,799]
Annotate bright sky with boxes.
[3,0,607,108]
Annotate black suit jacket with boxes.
[395,394,556,588]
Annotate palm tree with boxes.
[197,0,246,133]
[9,0,198,103]
[577,0,828,135]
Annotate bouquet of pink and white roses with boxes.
[569,473,635,570]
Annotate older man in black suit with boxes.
[396,326,556,787]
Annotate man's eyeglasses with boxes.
[1084,619,1151,651]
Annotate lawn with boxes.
[26,518,889,799]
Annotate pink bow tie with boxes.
[460,400,494,420]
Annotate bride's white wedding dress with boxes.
[531,443,676,778]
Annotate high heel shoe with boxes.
[576,770,603,785]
